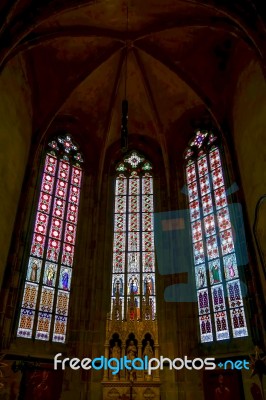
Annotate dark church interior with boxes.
[0,0,265,399]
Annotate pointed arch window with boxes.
[17,134,83,343]
[111,151,156,320]
[184,131,248,342]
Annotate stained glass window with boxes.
[17,134,83,343]
[111,151,156,320]
[185,130,248,342]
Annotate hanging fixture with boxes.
[121,98,128,153]
[121,1,129,153]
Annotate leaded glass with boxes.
[204,214,216,237]
[36,313,52,341]
[220,229,235,255]
[217,207,231,232]
[212,167,224,189]
[211,285,226,312]
[31,233,45,257]
[17,133,83,342]
[125,152,144,168]
[58,135,77,153]
[58,160,70,181]
[114,214,126,232]
[71,166,82,187]
[199,314,213,342]
[112,274,124,296]
[193,240,205,265]
[52,198,66,219]
[21,282,39,309]
[186,162,197,183]
[55,291,70,315]
[129,175,140,195]
[214,311,229,340]
[142,231,154,252]
[113,233,126,252]
[223,253,238,280]
[17,309,35,338]
[184,147,194,160]
[55,179,68,199]
[52,315,68,343]
[230,308,248,338]
[128,195,140,213]
[142,174,153,194]
[189,200,200,221]
[195,265,207,289]
[34,212,49,236]
[49,217,63,241]
[113,252,125,273]
[188,181,198,202]
[128,213,139,232]
[199,174,211,196]
[191,130,208,148]
[26,257,42,283]
[142,162,152,171]
[185,131,248,342]
[206,235,219,260]
[69,185,80,205]
[128,274,140,295]
[143,274,155,295]
[227,280,243,308]
[43,262,58,287]
[214,187,227,209]
[142,195,153,212]
[207,133,218,146]
[142,252,155,272]
[142,213,153,231]
[209,148,221,170]
[64,223,76,244]
[38,193,52,214]
[62,243,74,266]
[128,232,140,251]
[116,175,127,195]
[47,238,60,262]
[39,287,55,312]
[115,196,127,214]
[44,155,57,175]
[191,220,203,243]
[198,289,210,314]
[209,260,222,285]
[111,151,156,319]
[59,266,72,291]
[197,155,208,177]
[66,202,78,224]
[202,194,213,216]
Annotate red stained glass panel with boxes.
[52,198,66,219]
[197,156,208,177]
[66,202,78,224]
[62,243,75,267]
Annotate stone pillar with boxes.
[154,344,160,381]
[121,344,126,380]
[103,342,109,380]
[137,344,143,380]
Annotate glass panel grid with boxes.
[186,144,248,343]
[18,146,82,344]
[112,161,156,320]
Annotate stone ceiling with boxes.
[0,0,265,164]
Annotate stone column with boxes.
[137,344,143,380]
[121,344,126,380]
[154,344,160,381]
[103,341,109,380]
